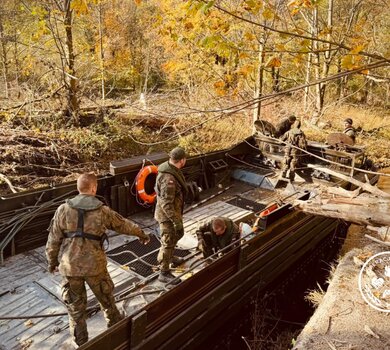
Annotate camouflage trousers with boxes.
[61,271,123,346]
[281,147,300,180]
[157,221,184,272]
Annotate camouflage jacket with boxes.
[281,127,307,150]
[154,161,186,224]
[274,118,293,138]
[46,194,147,277]
[196,217,240,252]
[344,127,356,143]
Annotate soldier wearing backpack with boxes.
[280,120,307,181]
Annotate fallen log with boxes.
[294,197,390,227]
[308,165,390,198]
[326,186,361,198]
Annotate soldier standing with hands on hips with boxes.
[46,173,150,347]
[155,147,187,284]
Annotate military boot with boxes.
[171,256,185,268]
[158,271,181,285]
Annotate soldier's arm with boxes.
[102,206,149,243]
[45,204,66,272]
[196,221,214,258]
[159,175,180,223]
[231,222,240,242]
[195,221,211,237]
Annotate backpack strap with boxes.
[64,208,108,249]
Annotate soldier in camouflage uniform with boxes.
[274,115,296,138]
[196,217,240,259]
[46,173,150,346]
[155,147,187,284]
[343,118,356,144]
[280,120,307,181]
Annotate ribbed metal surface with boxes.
[107,235,190,278]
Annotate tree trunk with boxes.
[64,0,79,122]
[294,197,390,227]
[98,1,105,102]
[312,6,322,115]
[319,0,333,109]
[252,35,265,124]
[271,64,280,93]
[303,49,312,112]
[0,14,9,99]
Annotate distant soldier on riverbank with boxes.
[343,118,356,144]
[281,120,307,181]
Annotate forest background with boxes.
[0,0,389,193]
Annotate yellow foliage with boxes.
[350,44,366,55]
[262,8,274,20]
[184,21,194,31]
[71,0,89,15]
[213,80,225,89]
[341,54,363,70]
[244,32,256,41]
[242,0,262,13]
[237,64,254,77]
[239,52,250,59]
[266,57,282,68]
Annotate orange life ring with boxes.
[135,165,158,204]
[259,203,278,217]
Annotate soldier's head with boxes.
[288,115,296,124]
[77,173,97,195]
[169,147,187,169]
[344,118,353,128]
[212,218,227,236]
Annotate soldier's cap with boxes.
[344,118,353,125]
[288,115,297,122]
[169,147,186,161]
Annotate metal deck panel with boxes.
[0,252,47,295]
[0,282,68,350]
[0,188,261,349]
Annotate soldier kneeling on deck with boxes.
[280,120,307,181]
[196,217,240,259]
[46,173,150,347]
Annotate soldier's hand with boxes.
[173,221,184,234]
[139,234,150,245]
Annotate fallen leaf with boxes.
[24,320,34,328]
[364,325,380,339]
